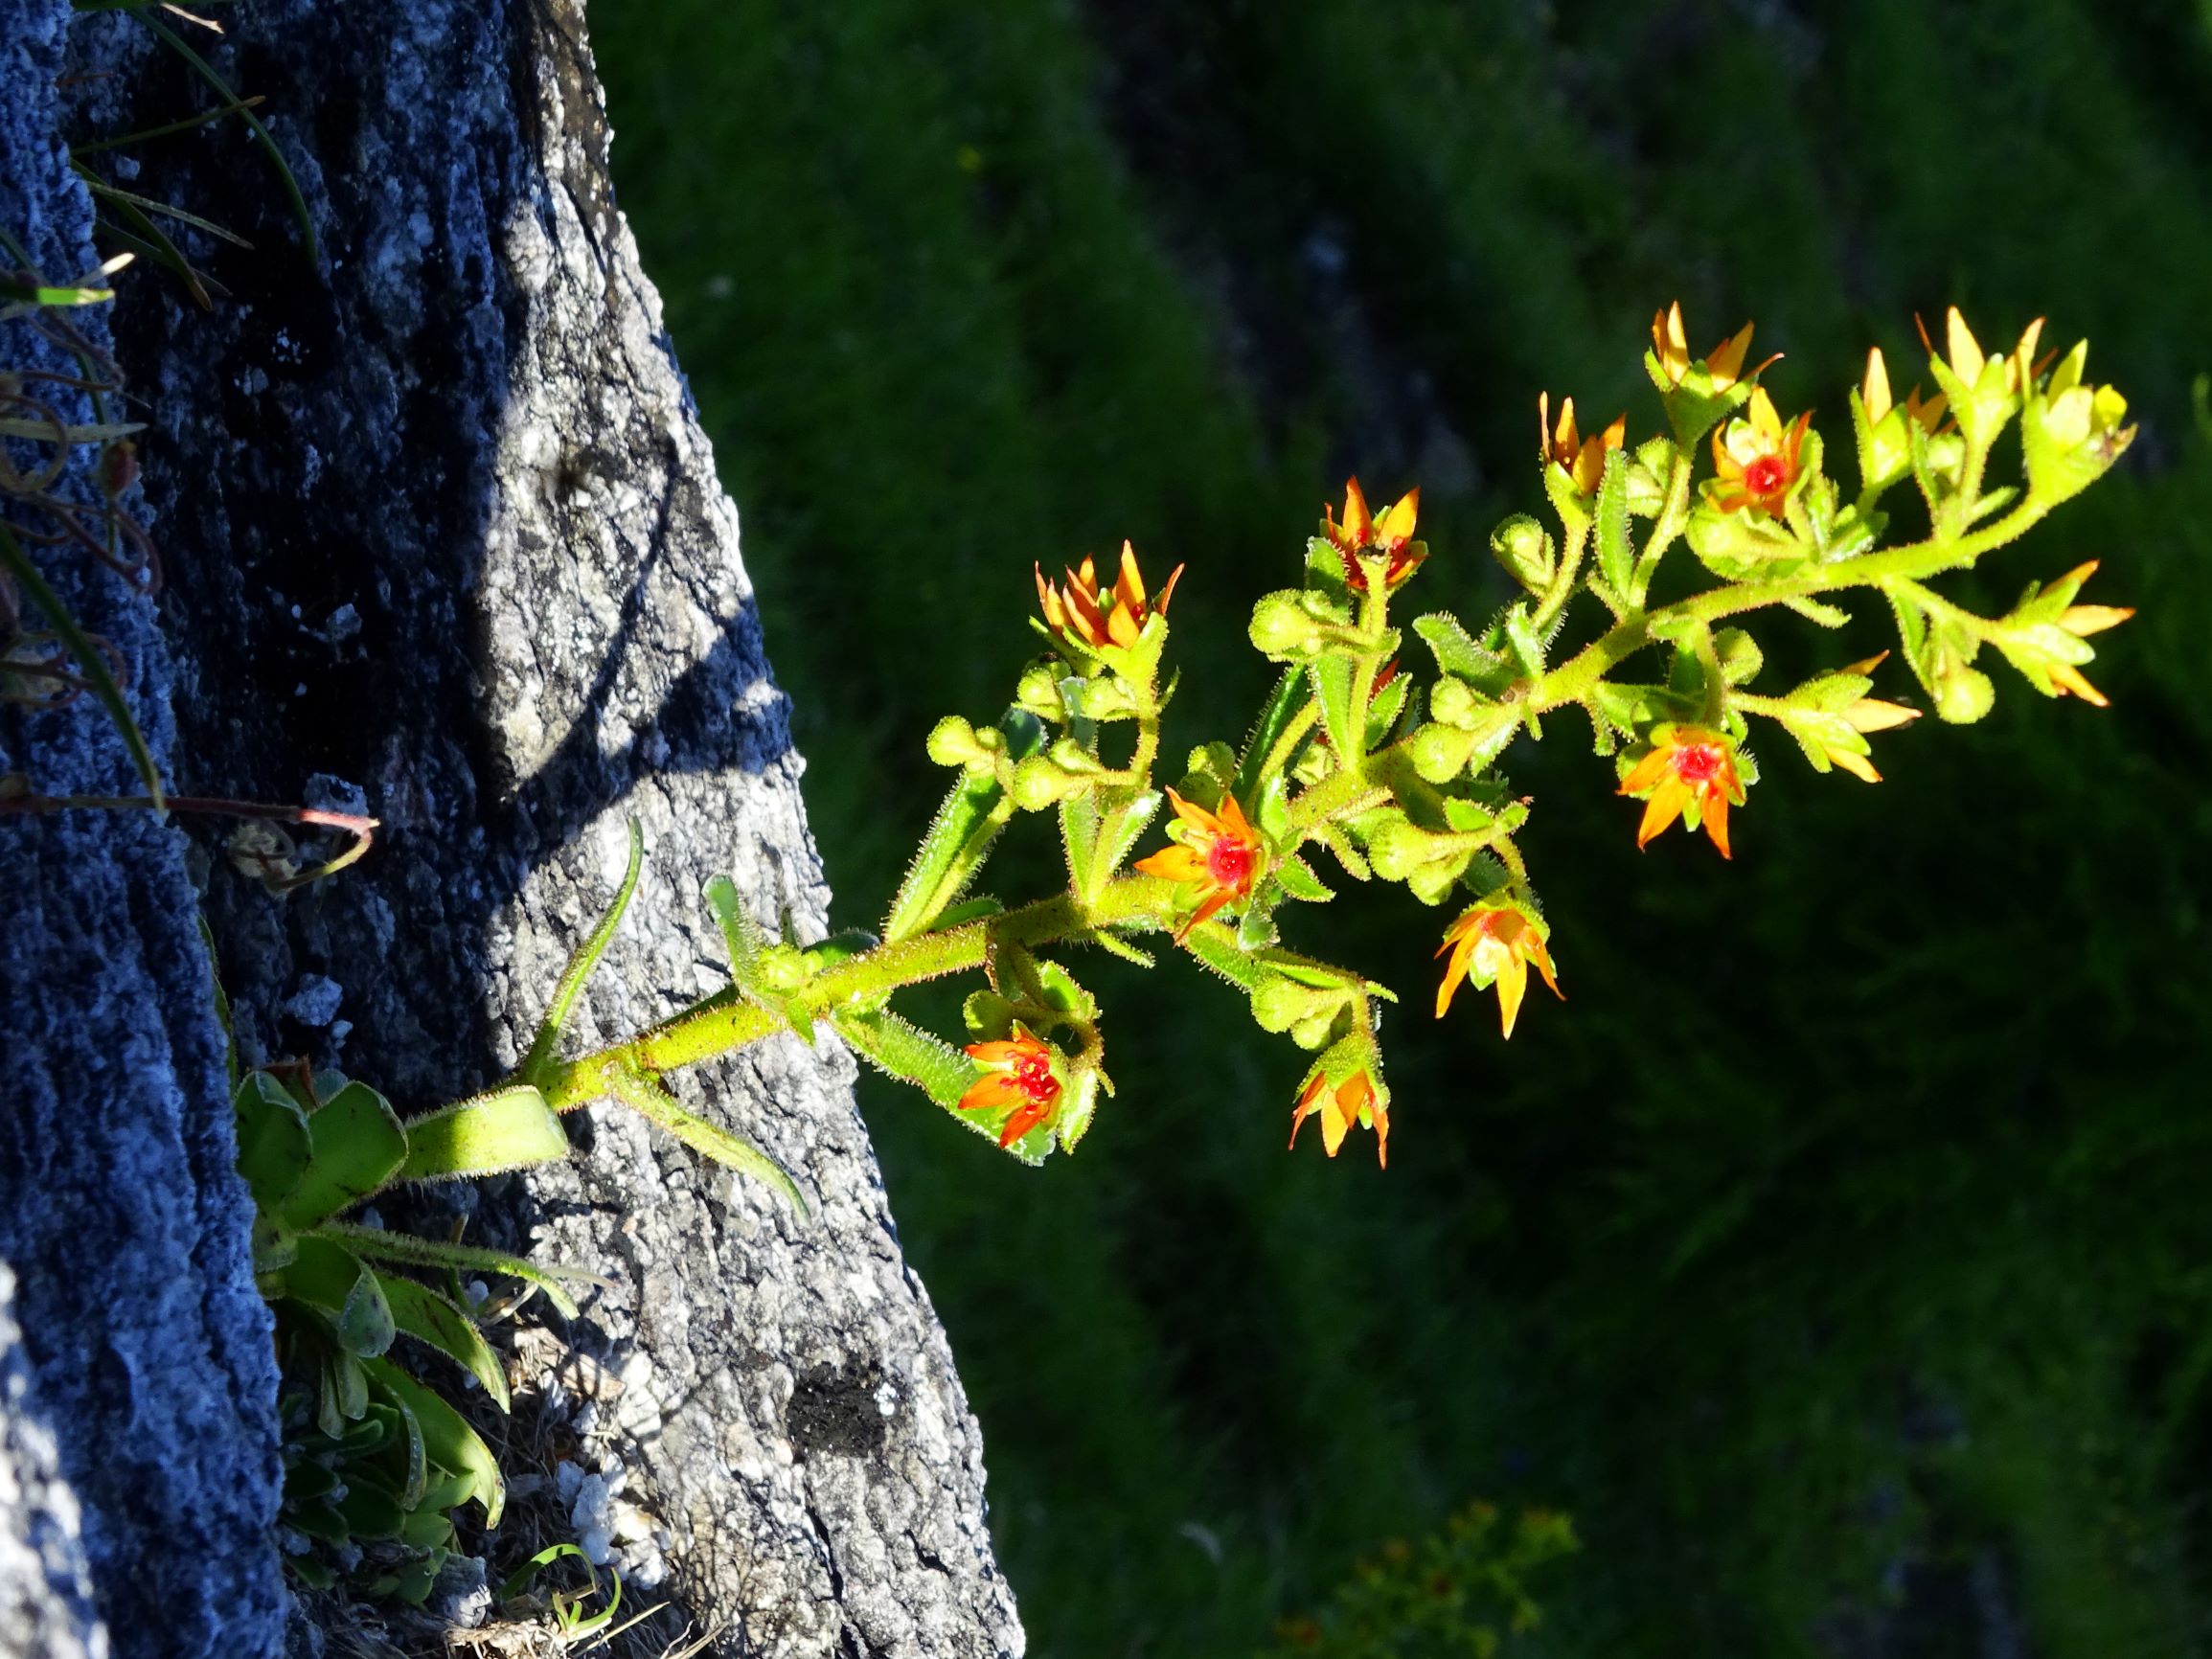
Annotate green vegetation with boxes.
[593,3,2212,1654]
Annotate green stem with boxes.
[540,878,1185,1113]
[1531,520,1588,635]
[1529,491,2052,714]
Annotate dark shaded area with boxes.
[593,2,2212,1654]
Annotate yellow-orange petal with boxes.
[1636,783,1687,850]
[1945,307,1985,384]
[1861,347,1893,424]
[2061,603,2133,637]
[1843,697,1919,734]
[1493,951,1528,1040]
[2047,663,2109,707]
[1619,748,1675,796]
[1826,746,1881,784]
[1653,302,1689,384]
[1114,541,1147,613]
[1133,845,1207,885]
[1702,790,1733,859]
[1339,478,1374,546]
[1375,489,1420,546]
[1154,562,1185,617]
[1708,322,1755,388]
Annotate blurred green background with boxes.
[591,3,2212,1653]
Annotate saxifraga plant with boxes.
[233,1055,605,1600]
[481,301,2132,1172]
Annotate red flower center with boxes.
[1206,834,1257,890]
[1011,1047,1060,1103]
[1744,455,1789,499]
[1673,742,1724,784]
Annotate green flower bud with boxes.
[1489,514,1555,593]
[1428,676,1479,728]
[1015,662,1066,721]
[1249,590,1324,659]
[926,715,995,769]
[1074,674,1138,720]
[1714,627,1763,686]
[1011,754,1083,810]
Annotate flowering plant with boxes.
[423,304,2135,1188]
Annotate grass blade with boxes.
[0,520,165,806]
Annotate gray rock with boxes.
[0,1267,109,1659]
[1,6,286,1656]
[35,0,1022,1653]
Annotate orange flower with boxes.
[1651,301,1772,390]
[1133,788,1266,940]
[1709,388,1812,518]
[1322,477,1425,591]
[1619,724,1747,859]
[960,1030,1062,1148]
[2041,559,2134,708]
[1289,1066,1388,1169]
[1434,902,1562,1038]
[1035,540,1183,654]
[1539,393,1627,497]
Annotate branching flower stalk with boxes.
[442,303,2133,1191]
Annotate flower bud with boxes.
[1489,513,1555,593]
[1047,736,1106,775]
[1428,675,1480,728]
[926,715,996,769]
[1249,590,1326,659]
[1015,662,1066,721]
[1073,674,1138,720]
[1011,754,1086,810]
[1407,722,1477,783]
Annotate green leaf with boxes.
[1308,655,1360,761]
[397,1085,568,1184]
[1502,604,1545,679]
[883,710,1042,941]
[311,1220,604,1321]
[276,1080,407,1229]
[283,1236,397,1358]
[376,1272,510,1412]
[523,818,642,1085]
[1274,855,1334,903]
[388,1392,428,1510]
[233,1071,311,1215]
[1594,446,1634,598]
[605,1067,807,1215]
[1233,668,1311,802]
[336,1480,405,1541]
[362,1358,503,1525]
[833,1008,977,1110]
[1090,791,1162,884]
[1413,614,1511,693]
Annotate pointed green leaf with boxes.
[1234,668,1311,803]
[276,1080,406,1228]
[884,710,1042,942]
[310,1222,602,1322]
[376,1272,510,1412]
[398,1085,568,1184]
[524,818,642,1084]
[1413,613,1512,693]
[1594,447,1634,598]
[832,1009,977,1110]
[605,1067,806,1215]
[362,1358,503,1526]
[1308,655,1360,761]
[1274,855,1334,902]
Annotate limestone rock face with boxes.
[4,0,1023,1653]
